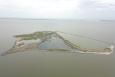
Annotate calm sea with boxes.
[0,18,115,77]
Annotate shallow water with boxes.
[0,19,115,77]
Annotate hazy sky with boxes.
[0,0,115,20]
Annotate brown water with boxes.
[0,19,115,77]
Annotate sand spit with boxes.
[1,31,114,56]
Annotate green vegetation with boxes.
[1,31,113,56]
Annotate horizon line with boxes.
[0,17,115,21]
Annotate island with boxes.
[1,31,114,56]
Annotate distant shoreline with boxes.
[0,18,115,22]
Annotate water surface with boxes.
[0,19,115,77]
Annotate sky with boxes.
[0,0,115,20]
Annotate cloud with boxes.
[0,0,115,19]
[0,0,80,19]
[78,0,115,8]
[74,0,115,19]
